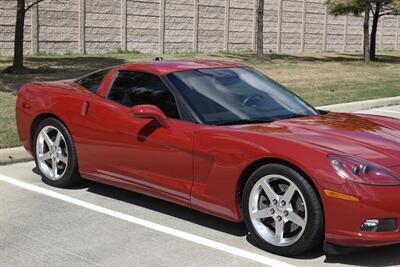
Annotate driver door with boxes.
[79,70,195,202]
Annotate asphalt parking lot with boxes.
[1,105,400,267]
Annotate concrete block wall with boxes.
[228,0,253,51]
[86,0,121,53]
[126,0,159,53]
[37,0,79,53]
[1,0,31,55]
[304,1,326,52]
[164,0,194,53]
[196,0,225,52]
[0,0,399,55]
[263,0,279,51]
[281,0,303,52]
[380,16,399,50]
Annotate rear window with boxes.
[76,68,110,93]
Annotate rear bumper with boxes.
[323,182,400,247]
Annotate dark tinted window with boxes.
[76,68,110,93]
[107,71,180,119]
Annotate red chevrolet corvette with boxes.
[16,60,400,256]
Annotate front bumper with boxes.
[323,181,400,247]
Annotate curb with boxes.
[0,147,33,166]
[317,96,400,112]
[0,96,399,166]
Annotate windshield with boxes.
[167,67,317,125]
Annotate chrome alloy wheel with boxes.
[36,126,68,180]
[248,174,307,247]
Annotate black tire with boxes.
[242,163,324,256]
[33,117,82,187]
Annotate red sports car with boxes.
[16,60,400,256]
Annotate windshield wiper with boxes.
[216,119,275,126]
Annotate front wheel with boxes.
[242,164,323,256]
[33,117,82,187]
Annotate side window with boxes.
[76,69,110,93]
[107,71,180,119]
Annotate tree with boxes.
[363,5,371,61]
[255,0,264,61]
[327,0,400,62]
[8,0,44,74]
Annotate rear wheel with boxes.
[242,164,323,256]
[33,117,81,187]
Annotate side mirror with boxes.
[131,104,172,128]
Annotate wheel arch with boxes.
[236,157,324,218]
[31,112,82,186]
[30,113,69,151]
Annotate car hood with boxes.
[232,113,400,167]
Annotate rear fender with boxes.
[16,82,91,155]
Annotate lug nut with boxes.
[270,209,275,215]
[273,200,278,205]
[277,216,282,221]
[284,211,289,216]
[281,201,286,206]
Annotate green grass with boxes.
[0,92,18,149]
[1,50,400,148]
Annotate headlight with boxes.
[328,155,400,185]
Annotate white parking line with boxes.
[0,174,296,267]
[375,109,400,114]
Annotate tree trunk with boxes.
[12,0,25,74]
[255,0,264,61]
[363,7,370,62]
[370,2,381,61]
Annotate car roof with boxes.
[117,59,245,76]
